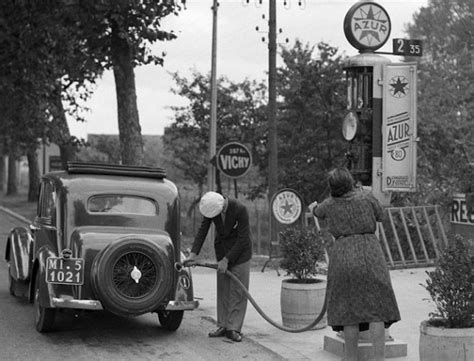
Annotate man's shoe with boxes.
[208,327,227,337]
[226,330,242,342]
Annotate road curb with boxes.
[0,205,31,225]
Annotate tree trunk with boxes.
[51,84,77,168]
[0,139,4,192]
[110,19,144,165]
[27,144,41,202]
[7,144,18,196]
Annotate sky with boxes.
[67,0,428,139]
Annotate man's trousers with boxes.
[216,260,250,333]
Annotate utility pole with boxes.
[268,0,278,242]
[246,0,302,242]
[208,0,218,193]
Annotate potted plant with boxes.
[279,226,327,329]
[419,234,474,361]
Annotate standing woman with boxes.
[309,167,400,361]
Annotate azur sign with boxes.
[382,63,417,192]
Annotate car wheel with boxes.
[92,239,173,317]
[34,272,55,333]
[158,310,184,331]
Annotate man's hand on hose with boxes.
[183,252,198,267]
[217,257,229,274]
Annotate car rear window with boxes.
[88,195,157,216]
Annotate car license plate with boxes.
[46,257,84,285]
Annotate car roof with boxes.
[43,162,174,197]
[66,162,167,179]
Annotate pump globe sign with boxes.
[343,1,391,52]
[217,142,252,178]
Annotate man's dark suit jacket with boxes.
[191,198,252,266]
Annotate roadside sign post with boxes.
[216,142,252,197]
[261,188,303,273]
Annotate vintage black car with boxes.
[5,162,198,332]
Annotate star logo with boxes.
[389,76,409,98]
[272,190,302,225]
[280,200,294,215]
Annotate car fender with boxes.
[5,227,34,283]
[29,246,56,306]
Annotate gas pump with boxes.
[343,54,391,204]
[343,66,373,185]
[341,1,418,206]
[342,1,393,204]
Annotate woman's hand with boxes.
[308,201,318,215]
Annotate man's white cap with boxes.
[199,191,225,218]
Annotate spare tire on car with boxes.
[91,238,173,317]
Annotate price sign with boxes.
[393,39,423,56]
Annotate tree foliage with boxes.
[70,0,185,165]
[0,1,185,199]
[77,134,168,169]
[405,0,473,206]
[165,42,348,204]
[163,71,268,198]
[277,41,347,203]
[0,1,103,198]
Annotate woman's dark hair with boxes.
[328,167,355,197]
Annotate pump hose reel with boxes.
[177,261,327,333]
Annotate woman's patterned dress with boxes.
[314,189,401,331]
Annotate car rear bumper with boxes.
[165,300,199,311]
[51,297,199,311]
[52,297,103,310]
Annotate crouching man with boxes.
[185,191,252,342]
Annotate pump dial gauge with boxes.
[342,112,358,141]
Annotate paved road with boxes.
[0,211,281,361]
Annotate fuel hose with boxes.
[178,261,327,333]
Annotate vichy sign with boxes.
[217,142,252,178]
